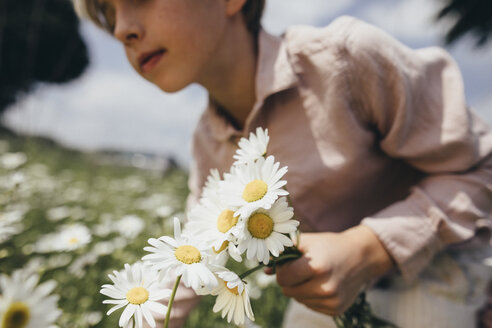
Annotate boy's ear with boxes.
[225,0,247,16]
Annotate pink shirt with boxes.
[188,16,492,283]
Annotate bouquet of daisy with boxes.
[100,127,396,328]
[101,127,300,328]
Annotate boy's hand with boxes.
[274,225,394,316]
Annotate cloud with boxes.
[3,69,208,165]
[358,0,492,105]
[262,0,356,34]
[360,0,446,43]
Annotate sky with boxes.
[3,0,492,166]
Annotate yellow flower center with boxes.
[242,179,268,202]
[126,287,149,305]
[2,302,30,328]
[68,237,78,244]
[226,285,242,296]
[216,210,238,233]
[213,241,229,254]
[175,245,201,264]
[248,213,274,239]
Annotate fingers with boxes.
[285,285,348,317]
[276,255,314,287]
[302,300,342,317]
[281,276,338,299]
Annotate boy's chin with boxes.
[147,76,191,93]
[157,81,191,93]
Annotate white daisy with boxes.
[237,197,299,265]
[36,224,92,253]
[35,233,58,253]
[56,224,92,251]
[115,215,145,239]
[46,206,71,221]
[0,210,24,243]
[220,156,288,220]
[186,198,243,262]
[2,172,25,190]
[200,169,222,200]
[233,127,269,166]
[210,268,255,326]
[100,262,171,328]
[0,268,61,328]
[155,205,173,218]
[142,217,218,291]
[0,152,27,170]
[0,221,21,244]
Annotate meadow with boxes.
[0,129,288,328]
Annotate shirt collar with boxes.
[206,28,298,141]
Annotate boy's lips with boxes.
[138,49,166,73]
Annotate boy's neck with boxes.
[197,16,257,130]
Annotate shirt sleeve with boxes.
[335,16,492,282]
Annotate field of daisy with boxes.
[0,128,288,328]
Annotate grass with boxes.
[0,129,289,328]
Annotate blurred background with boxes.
[0,0,491,327]
[2,0,492,167]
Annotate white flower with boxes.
[252,270,277,289]
[0,210,24,243]
[142,218,218,291]
[56,224,92,251]
[209,268,255,326]
[186,198,243,262]
[69,252,99,277]
[93,214,114,237]
[46,206,71,221]
[93,241,117,256]
[237,197,298,264]
[155,205,173,218]
[84,311,103,325]
[220,156,288,220]
[115,215,145,239]
[35,224,92,253]
[100,262,171,328]
[0,152,27,170]
[233,127,269,166]
[200,169,222,200]
[2,172,25,190]
[0,268,61,328]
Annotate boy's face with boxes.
[103,0,228,92]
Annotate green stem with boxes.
[239,264,265,279]
[164,275,182,328]
[238,252,303,279]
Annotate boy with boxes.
[75,0,492,326]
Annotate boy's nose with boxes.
[113,10,144,45]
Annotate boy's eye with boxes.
[97,0,151,34]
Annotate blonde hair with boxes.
[73,0,265,35]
